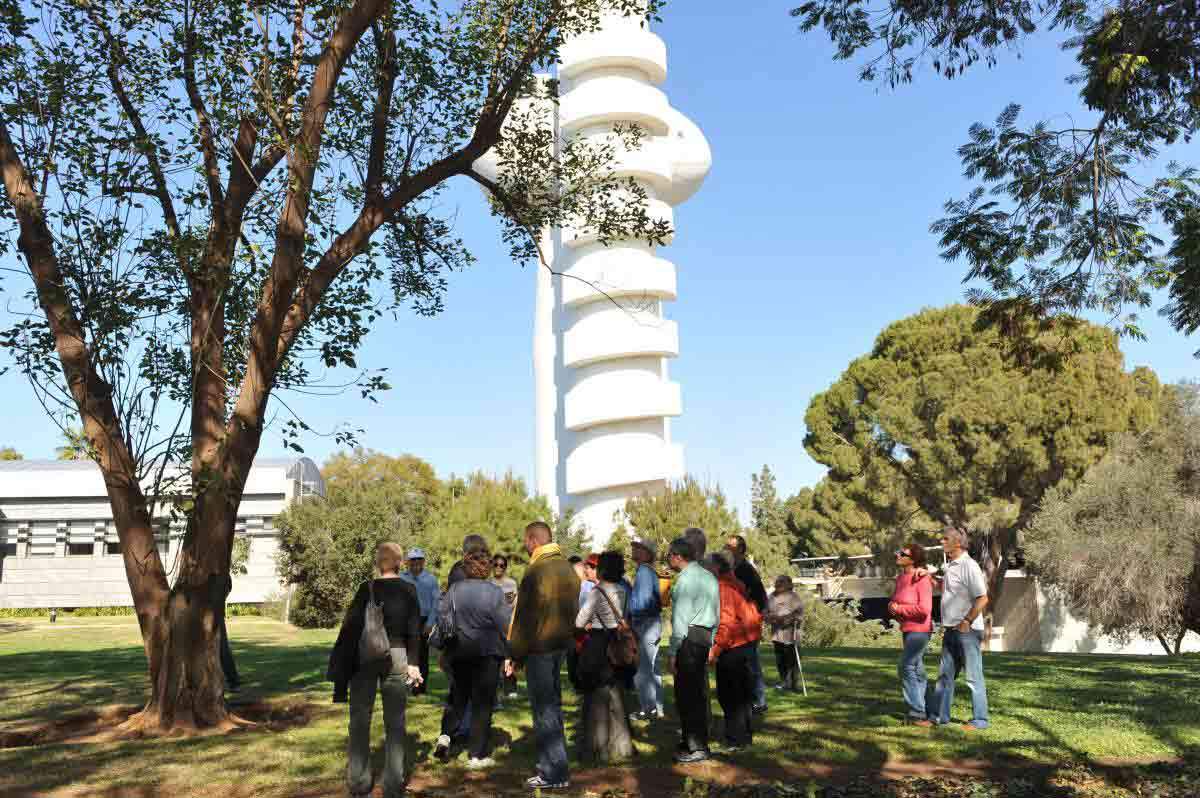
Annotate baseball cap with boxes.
[584,552,600,568]
[406,547,426,560]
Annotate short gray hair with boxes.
[462,534,488,556]
[941,525,969,550]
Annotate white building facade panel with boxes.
[0,458,322,609]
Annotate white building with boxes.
[0,458,324,609]
[481,8,711,546]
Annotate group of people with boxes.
[323,521,992,797]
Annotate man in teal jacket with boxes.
[665,536,719,762]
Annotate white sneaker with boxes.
[434,734,451,761]
[465,757,495,769]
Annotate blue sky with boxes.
[2,2,1198,519]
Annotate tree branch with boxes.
[365,21,398,200]
[182,0,227,216]
[0,113,166,602]
[223,0,390,475]
[85,9,182,242]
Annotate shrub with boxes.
[801,596,901,649]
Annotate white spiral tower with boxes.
[540,8,711,545]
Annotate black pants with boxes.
[774,642,799,690]
[716,644,754,745]
[219,616,239,688]
[412,619,429,695]
[674,639,710,753]
[441,655,500,759]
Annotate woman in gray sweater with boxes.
[432,545,511,768]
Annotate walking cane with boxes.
[791,621,808,696]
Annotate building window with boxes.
[106,542,121,556]
[1,543,15,557]
[67,542,94,556]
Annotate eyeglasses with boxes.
[895,550,911,558]
[493,561,506,568]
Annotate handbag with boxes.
[358,580,392,671]
[597,585,639,669]
[429,584,458,651]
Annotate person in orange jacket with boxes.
[705,552,762,751]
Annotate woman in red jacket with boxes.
[888,543,933,723]
[706,553,762,751]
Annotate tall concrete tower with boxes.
[478,9,710,546]
[537,9,711,546]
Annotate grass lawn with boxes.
[1,616,1198,797]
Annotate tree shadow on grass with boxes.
[4,638,1198,798]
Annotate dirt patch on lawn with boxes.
[0,704,142,747]
[0,700,318,748]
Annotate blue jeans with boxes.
[931,628,989,728]
[898,632,930,719]
[749,644,766,706]
[632,617,664,714]
[526,650,569,783]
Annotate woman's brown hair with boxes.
[903,543,928,568]
[464,548,492,579]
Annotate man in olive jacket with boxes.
[504,521,579,790]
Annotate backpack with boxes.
[358,580,392,672]
[597,585,639,669]
[429,584,458,652]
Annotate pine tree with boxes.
[747,465,795,580]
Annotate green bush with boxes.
[0,604,279,619]
[0,606,136,618]
[800,596,901,649]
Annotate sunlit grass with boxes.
[1,617,1197,796]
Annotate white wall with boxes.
[0,458,320,608]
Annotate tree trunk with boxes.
[122,503,244,733]
[130,580,234,731]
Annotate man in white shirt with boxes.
[921,526,990,730]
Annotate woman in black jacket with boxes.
[328,542,424,798]
[432,544,510,768]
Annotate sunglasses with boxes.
[895,550,912,558]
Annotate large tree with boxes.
[278,461,573,627]
[785,477,878,557]
[276,450,440,628]
[803,305,1160,609]
[793,0,1200,347]
[0,0,665,731]
[609,476,741,566]
[422,470,577,575]
[1024,384,1200,654]
[747,464,800,578]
